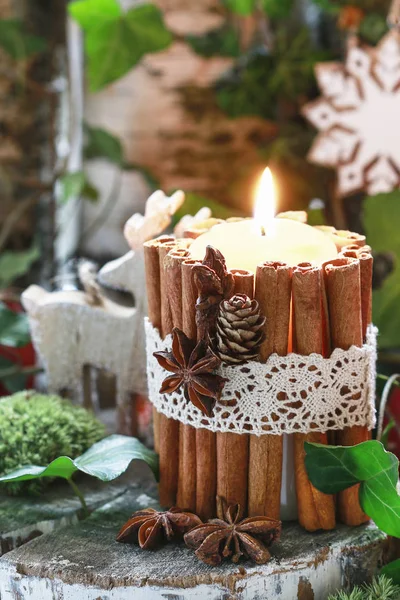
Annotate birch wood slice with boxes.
[0,475,131,556]
[0,469,389,600]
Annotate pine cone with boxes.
[215,294,265,364]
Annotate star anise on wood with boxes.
[193,246,235,341]
[154,328,226,416]
[184,497,281,566]
[116,507,202,550]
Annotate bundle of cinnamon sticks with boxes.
[143,224,373,530]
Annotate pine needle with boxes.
[328,576,400,600]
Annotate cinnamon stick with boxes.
[340,248,373,340]
[158,240,181,507]
[276,210,307,223]
[324,257,370,526]
[315,226,366,251]
[144,236,175,331]
[292,264,336,532]
[165,249,190,331]
[181,258,218,520]
[159,242,179,338]
[176,258,198,511]
[216,269,253,514]
[183,218,224,239]
[248,262,292,519]
[144,236,175,453]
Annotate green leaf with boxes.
[0,19,46,59]
[363,191,400,349]
[58,171,99,204]
[69,2,172,92]
[59,172,85,204]
[84,124,123,166]
[0,244,40,288]
[381,559,400,585]
[82,180,100,203]
[0,434,159,484]
[305,441,400,537]
[359,13,388,45]
[186,26,241,58]
[261,0,295,19]
[305,441,398,493]
[0,303,30,347]
[74,434,158,480]
[68,0,121,30]
[223,0,256,15]
[0,356,28,394]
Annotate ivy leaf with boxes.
[305,441,400,537]
[363,191,400,349]
[261,0,295,19]
[223,0,256,15]
[58,171,99,204]
[381,559,400,585]
[0,244,40,288]
[84,124,123,166]
[0,356,28,394]
[0,19,46,59]
[69,1,172,92]
[0,303,30,347]
[0,434,159,484]
[68,0,121,30]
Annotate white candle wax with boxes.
[189,218,337,272]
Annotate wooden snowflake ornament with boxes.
[303,30,400,197]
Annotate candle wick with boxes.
[260,225,266,236]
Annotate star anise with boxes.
[193,246,235,341]
[184,497,281,566]
[116,507,202,550]
[154,328,226,416]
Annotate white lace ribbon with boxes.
[145,318,377,436]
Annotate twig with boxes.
[67,477,89,517]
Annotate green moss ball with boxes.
[0,391,105,495]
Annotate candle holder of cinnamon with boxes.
[144,213,376,532]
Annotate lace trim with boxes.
[145,318,377,436]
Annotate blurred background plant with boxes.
[0,390,105,495]
[0,0,399,450]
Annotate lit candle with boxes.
[189,168,337,270]
[189,167,338,521]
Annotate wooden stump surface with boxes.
[0,464,390,600]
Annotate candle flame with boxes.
[254,167,276,235]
